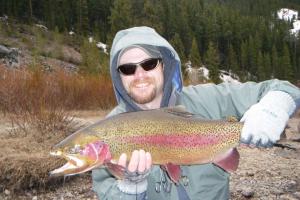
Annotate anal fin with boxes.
[213,148,240,172]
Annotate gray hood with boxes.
[109,26,183,111]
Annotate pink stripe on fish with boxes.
[123,134,224,147]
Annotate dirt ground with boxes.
[0,110,299,200]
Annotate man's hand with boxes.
[118,149,152,174]
[116,150,152,194]
[240,91,296,147]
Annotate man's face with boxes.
[118,48,164,105]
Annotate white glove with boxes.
[240,91,296,147]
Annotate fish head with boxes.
[49,134,111,176]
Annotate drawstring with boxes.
[155,169,172,193]
[155,168,191,200]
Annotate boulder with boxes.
[0,45,20,68]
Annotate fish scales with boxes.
[78,109,242,164]
[50,107,242,179]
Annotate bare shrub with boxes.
[0,65,115,191]
[0,132,68,192]
[0,65,115,136]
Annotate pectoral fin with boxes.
[213,148,240,172]
[161,163,181,184]
[105,162,127,179]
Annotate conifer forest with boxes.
[1,0,300,82]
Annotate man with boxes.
[92,26,300,200]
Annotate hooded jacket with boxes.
[92,26,300,200]
[109,26,183,112]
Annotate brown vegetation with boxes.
[0,65,115,192]
[0,65,115,112]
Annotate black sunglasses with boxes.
[117,58,162,75]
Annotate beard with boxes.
[128,77,157,104]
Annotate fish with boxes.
[49,106,242,183]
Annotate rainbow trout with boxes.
[50,107,242,183]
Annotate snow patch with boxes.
[35,24,48,31]
[219,70,240,84]
[277,8,298,21]
[96,42,108,54]
[277,8,300,37]
[69,31,75,35]
[185,62,240,84]
[290,20,300,37]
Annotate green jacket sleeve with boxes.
[178,79,300,120]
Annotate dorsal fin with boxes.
[163,105,194,118]
[226,116,238,122]
[114,105,195,118]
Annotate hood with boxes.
[110,26,183,111]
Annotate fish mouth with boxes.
[49,141,111,177]
[49,151,89,176]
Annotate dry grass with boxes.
[0,65,115,135]
[0,65,116,192]
[0,65,115,112]
[0,128,67,192]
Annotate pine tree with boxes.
[271,45,279,78]
[76,0,89,35]
[61,0,77,31]
[108,0,133,44]
[55,2,67,32]
[177,0,193,57]
[170,33,186,62]
[260,21,271,53]
[205,10,219,45]
[185,0,204,32]
[189,37,202,67]
[80,39,101,75]
[257,51,265,81]
[88,0,112,42]
[130,0,144,25]
[240,41,248,72]
[227,44,239,74]
[248,36,258,79]
[281,44,294,81]
[43,0,55,29]
[205,42,220,83]
[162,0,177,39]
[263,53,272,79]
[28,0,33,23]
[142,0,163,33]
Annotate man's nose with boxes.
[134,65,147,77]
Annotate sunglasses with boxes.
[117,58,162,75]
